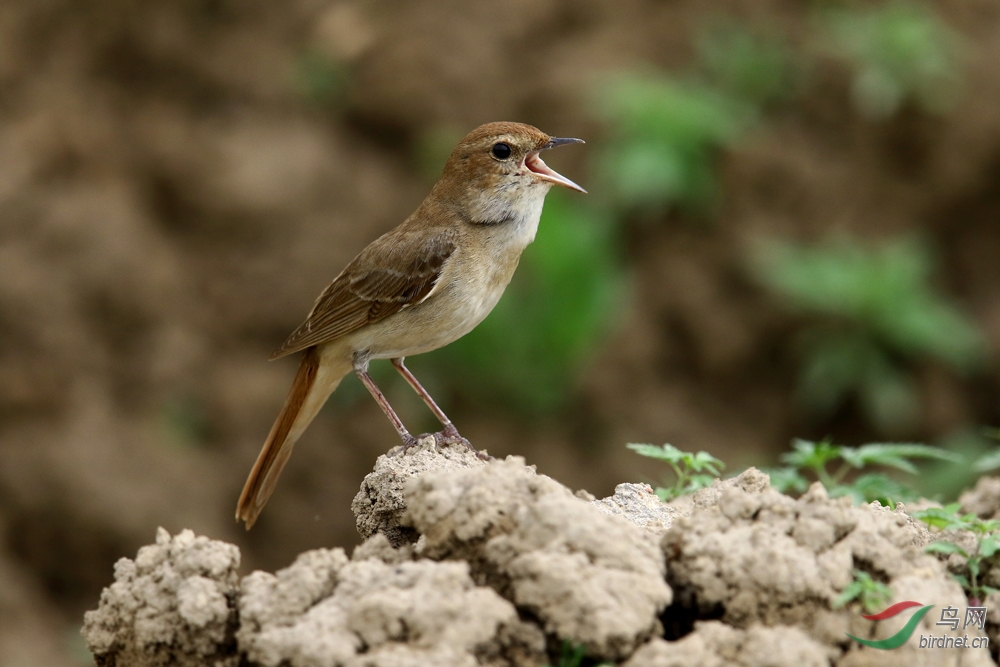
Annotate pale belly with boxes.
[346,255,516,360]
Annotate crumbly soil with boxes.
[83,441,997,666]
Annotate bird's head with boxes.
[436,121,585,224]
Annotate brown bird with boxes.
[235,121,585,528]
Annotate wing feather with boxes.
[270,230,456,359]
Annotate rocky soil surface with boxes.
[83,440,999,666]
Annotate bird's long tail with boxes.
[236,346,351,529]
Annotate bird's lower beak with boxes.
[526,137,586,193]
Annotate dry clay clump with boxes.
[352,437,488,546]
[83,445,997,666]
[82,528,241,667]
[403,457,673,661]
[239,544,544,667]
[660,476,993,666]
[83,445,671,666]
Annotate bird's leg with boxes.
[390,358,457,435]
[353,355,419,454]
[391,358,487,459]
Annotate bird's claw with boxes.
[391,425,492,461]
[433,426,491,461]
[389,433,422,457]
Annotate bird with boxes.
[235,121,586,529]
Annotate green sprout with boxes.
[768,438,961,505]
[915,505,1000,604]
[835,570,893,613]
[822,2,964,117]
[753,236,985,435]
[550,642,585,667]
[628,443,725,501]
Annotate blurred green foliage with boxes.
[417,190,626,415]
[295,49,348,106]
[767,437,961,505]
[754,236,985,434]
[160,394,212,448]
[697,23,799,108]
[594,74,752,214]
[973,431,1000,473]
[413,125,464,181]
[547,642,585,667]
[821,2,964,117]
[594,24,798,216]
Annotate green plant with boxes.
[627,443,725,501]
[295,49,348,106]
[915,504,1000,604]
[413,125,465,181]
[594,73,753,214]
[161,394,212,448]
[972,430,1000,473]
[697,23,799,108]
[822,2,964,117]
[753,236,985,434]
[550,641,585,667]
[418,190,626,415]
[834,570,893,613]
[768,438,961,504]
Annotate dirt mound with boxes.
[83,444,992,666]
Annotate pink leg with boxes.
[391,358,488,459]
[353,358,419,453]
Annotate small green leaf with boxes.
[973,448,1000,473]
[627,443,687,462]
[843,472,920,505]
[913,506,964,531]
[980,535,1000,558]
[686,474,718,493]
[925,541,968,558]
[653,487,672,502]
[843,443,961,473]
[688,451,725,475]
[762,467,809,494]
[781,438,842,470]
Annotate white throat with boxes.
[469,180,552,249]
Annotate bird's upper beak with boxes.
[525,137,586,193]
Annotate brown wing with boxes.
[270,229,456,359]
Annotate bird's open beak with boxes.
[525,137,586,193]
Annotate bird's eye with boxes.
[491,142,512,160]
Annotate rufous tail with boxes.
[236,346,350,529]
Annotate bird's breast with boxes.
[355,195,545,360]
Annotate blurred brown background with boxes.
[2,0,1000,664]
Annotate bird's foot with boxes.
[389,433,423,457]
[432,425,491,461]
[391,427,491,460]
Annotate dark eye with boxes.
[491,142,512,160]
